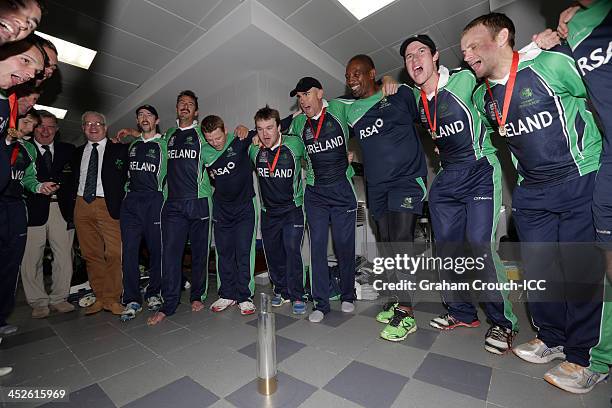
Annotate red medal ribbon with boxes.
[307,108,326,141]
[485,51,519,134]
[420,84,438,135]
[8,92,19,165]
[266,141,282,173]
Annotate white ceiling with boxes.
[36,0,572,144]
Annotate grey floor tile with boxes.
[55,322,124,347]
[580,377,611,408]
[167,309,215,327]
[21,362,96,397]
[132,327,204,355]
[0,327,57,350]
[0,348,80,386]
[488,369,586,408]
[123,376,219,408]
[428,325,500,367]
[0,336,66,366]
[39,383,116,408]
[67,332,136,362]
[490,352,559,380]
[168,343,256,397]
[225,371,317,408]
[123,318,182,339]
[356,339,428,378]
[358,304,385,319]
[238,335,307,363]
[208,399,237,408]
[318,310,355,328]
[246,313,300,331]
[278,346,353,388]
[276,319,335,346]
[413,353,492,401]
[399,327,440,351]
[46,310,81,326]
[324,361,409,408]
[314,316,380,359]
[413,302,446,315]
[391,379,487,408]
[298,389,364,408]
[206,320,258,351]
[84,344,157,381]
[99,357,183,407]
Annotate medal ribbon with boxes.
[420,84,438,135]
[307,108,326,141]
[485,51,519,134]
[266,141,282,173]
[8,92,19,165]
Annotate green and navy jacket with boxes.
[287,98,354,187]
[249,135,305,213]
[346,84,427,186]
[472,46,602,187]
[1,139,40,199]
[414,66,496,168]
[201,132,255,205]
[164,121,212,200]
[125,133,168,199]
[566,0,612,159]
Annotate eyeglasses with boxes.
[83,121,105,127]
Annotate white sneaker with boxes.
[0,367,12,376]
[341,301,355,313]
[308,310,324,323]
[544,361,609,394]
[513,338,565,364]
[210,298,236,312]
[238,301,256,315]
[146,296,163,311]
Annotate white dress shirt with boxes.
[78,138,107,197]
[34,139,55,159]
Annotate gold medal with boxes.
[498,126,507,137]
[429,129,437,139]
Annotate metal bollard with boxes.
[257,293,277,395]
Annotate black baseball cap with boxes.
[136,104,159,118]
[399,34,437,58]
[290,77,323,97]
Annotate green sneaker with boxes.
[380,309,417,342]
[375,302,399,324]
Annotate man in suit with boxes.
[72,111,128,315]
[21,110,76,318]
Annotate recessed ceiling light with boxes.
[34,104,67,119]
[336,0,396,20]
[35,31,97,70]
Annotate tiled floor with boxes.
[0,283,610,408]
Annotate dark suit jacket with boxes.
[71,139,128,220]
[0,145,8,192]
[25,140,76,226]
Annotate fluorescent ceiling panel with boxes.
[35,31,97,70]
[336,0,396,20]
[34,104,67,119]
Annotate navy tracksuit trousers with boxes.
[513,172,604,367]
[261,206,305,302]
[0,198,27,327]
[160,198,211,316]
[120,191,163,305]
[304,179,356,314]
[429,158,517,330]
[213,197,257,303]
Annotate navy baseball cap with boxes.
[290,77,323,97]
[399,34,437,57]
[136,104,159,118]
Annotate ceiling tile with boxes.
[390,25,450,57]
[116,0,196,49]
[361,0,433,47]
[286,0,356,44]
[370,48,402,77]
[438,46,462,69]
[418,0,487,23]
[175,27,207,52]
[46,0,131,25]
[88,52,155,85]
[257,0,309,20]
[320,25,382,67]
[60,66,138,98]
[435,1,491,47]
[199,0,244,31]
[145,0,220,24]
